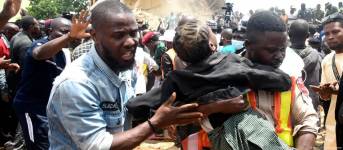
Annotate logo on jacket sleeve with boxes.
[100,101,120,111]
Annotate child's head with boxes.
[173,19,217,64]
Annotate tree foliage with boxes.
[27,0,89,19]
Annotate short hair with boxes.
[322,13,343,28]
[173,20,212,64]
[90,0,132,29]
[50,17,71,30]
[221,28,233,40]
[289,19,309,39]
[21,16,36,31]
[246,11,286,43]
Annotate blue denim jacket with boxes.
[47,45,136,150]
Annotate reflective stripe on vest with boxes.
[181,129,211,150]
[161,49,177,80]
[247,77,296,146]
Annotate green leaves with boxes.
[27,0,89,19]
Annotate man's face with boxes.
[246,31,287,68]
[5,26,19,40]
[324,22,343,51]
[220,34,231,46]
[31,19,42,39]
[301,4,306,10]
[93,13,138,72]
[50,24,70,40]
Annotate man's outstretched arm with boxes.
[0,0,21,29]
[110,93,203,150]
[32,11,90,60]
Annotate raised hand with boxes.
[1,0,22,19]
[69,10,91,40]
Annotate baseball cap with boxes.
[142,32,159,45]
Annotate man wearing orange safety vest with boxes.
[241,11,318,149]
[179,11,319,150]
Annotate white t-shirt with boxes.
[280,47,305,78]
[134,47,158,95]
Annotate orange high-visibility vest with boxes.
[181,129,211,150]
[161,49,177,80]
[247,77,296,147]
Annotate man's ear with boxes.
[90,29,96,41]
[209,41,217,52]
[288,30,292,38]
[244,39,250,48]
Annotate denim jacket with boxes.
[47,45,136,150]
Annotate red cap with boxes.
[44,19,52,28]
[142,32,158,45]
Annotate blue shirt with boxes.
[47,45,136,150]
[219,45,236,54]
[14,37,66,108]
[231,40,244,51]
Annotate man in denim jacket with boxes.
[47,1,205,150]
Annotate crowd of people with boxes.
[1,0,343,150]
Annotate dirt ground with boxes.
[134,140,179,150]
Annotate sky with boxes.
[229,0,342,14]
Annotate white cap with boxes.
[159,30,175,42]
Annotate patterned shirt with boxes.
[208,109,291,150]
[71,40,93,61]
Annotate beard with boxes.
[104,53,135,72]
[115,59,135,72]
[96,39,137,73]
[328,43,343,51]
[102,48,135,72]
